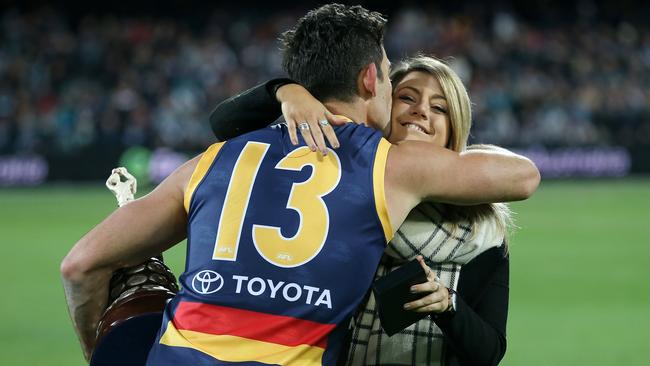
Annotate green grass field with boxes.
[1,179,649,365]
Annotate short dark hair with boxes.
[280,3,387,102]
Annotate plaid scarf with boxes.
[346,202,504,365]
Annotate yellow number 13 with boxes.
[212,142,341,267]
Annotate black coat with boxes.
[437,245,509,366]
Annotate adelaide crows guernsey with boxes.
[147,122,393,366]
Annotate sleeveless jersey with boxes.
[147,122,393,366]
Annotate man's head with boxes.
[280,3,392,131]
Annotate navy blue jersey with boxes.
[147,122,393,366]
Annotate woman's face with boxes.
[388,71,451,147]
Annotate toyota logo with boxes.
[192,270,224,295]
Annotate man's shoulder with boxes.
[229,122,386,155]
[331,123,385,154]
[334,122,381,136]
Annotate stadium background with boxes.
[1,0,648,365]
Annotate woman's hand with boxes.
[276,83,349,155]
[403,255,450,313]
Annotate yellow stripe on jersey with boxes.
[373,138,393,243]
[184,142,225,213]
[159,321,325,366]
[333,114,392,242]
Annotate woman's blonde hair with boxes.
[390,55,513,240]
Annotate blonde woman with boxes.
[210,56,513,366]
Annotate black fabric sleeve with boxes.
[434,247,509,366]
[208,78,294,141]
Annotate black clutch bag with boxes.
[372,258,430,336]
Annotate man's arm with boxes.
[60,156,199,360]
[385,141,540,228]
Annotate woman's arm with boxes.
[209,78,291,141]
[209,79,346,154]
[435,247,509,366]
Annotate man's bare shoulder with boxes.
[383,141,452,230]
[175,154,202,193]
[384,141,455,193]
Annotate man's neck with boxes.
[323,100,368,125]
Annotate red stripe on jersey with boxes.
[172,301,335,349]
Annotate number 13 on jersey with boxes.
[212,141,341,268]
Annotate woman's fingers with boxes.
[404,287,449,313]
[327,111,350,126]
[286,111,345,153]
[286,118,299,145]
[281,93,345,152]
[410,279,440,294]
[292,116,337,155]
[417,255,436,281]
[409,256,439,292]
[403,291,448,313]
[297,120,318,152]
[306,118,328,155]
[405,301,448,313]
[321,111,340,148]
[404,255,451,313]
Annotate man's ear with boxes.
[361,62,378,97]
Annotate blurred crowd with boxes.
[1,5,649,158]
[387,7,650,148]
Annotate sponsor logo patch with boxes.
[192,270,224,295]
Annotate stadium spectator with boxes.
[1,4,648,161]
